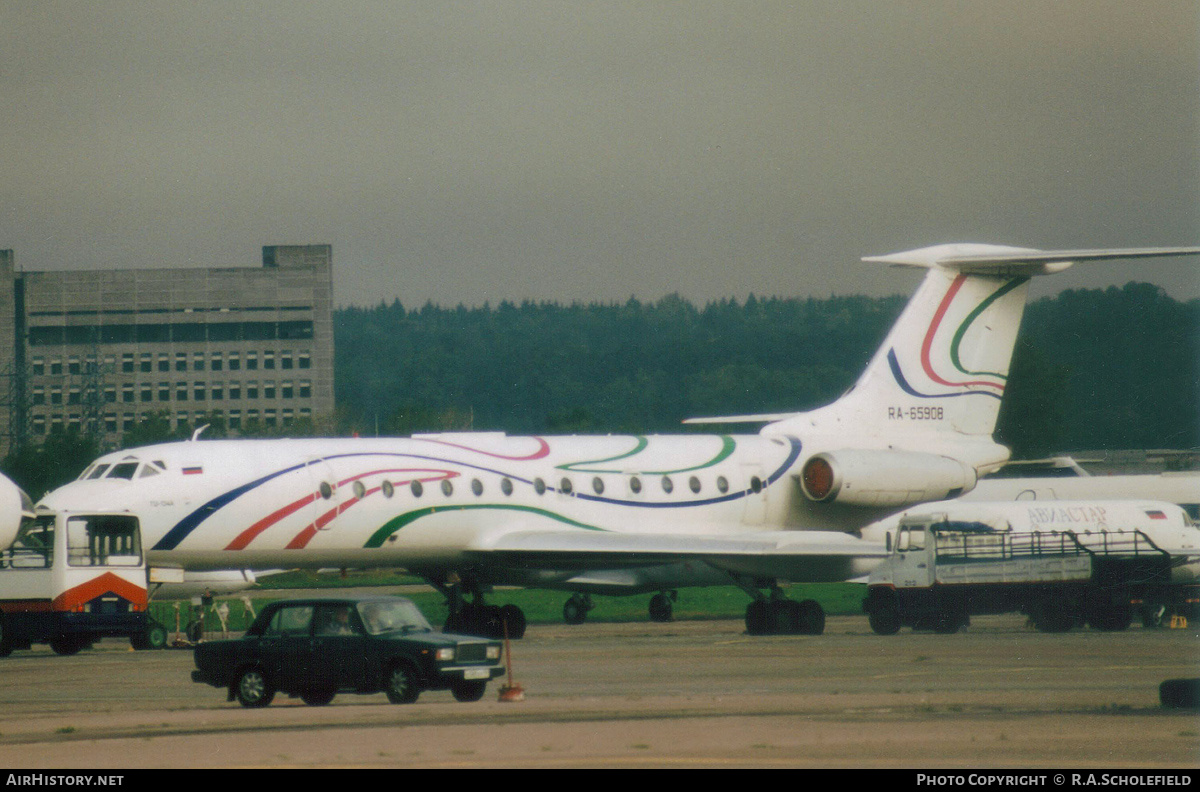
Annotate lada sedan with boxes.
[191,596,505,707]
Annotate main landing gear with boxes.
[561,590,678,625]
[738,580,825,636]
[437,581,527,639]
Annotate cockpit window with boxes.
[138,465,160,478]
[86,464,111,480]
[107,462,140,480]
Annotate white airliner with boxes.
[22,244,1200,637]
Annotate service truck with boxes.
[863,512,1179,634]
[0,510,167,654]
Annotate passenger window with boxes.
[314,605,361,636]
[352,481,366,499]
[661,476,674,494]
[629,476,642,494]
[689,476,701,494]
[534,478,546,495]
[441,479,454,496]
[560,478,573,495]
[266,606,314,637]
[716,476,729,494]
[500,478,513,496]
[406,480,418,498]
[471,479,483,496]
[592,477,604,495]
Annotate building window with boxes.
[32,357,44,376]
[264,351,275,370]
[158,382,170,401]
[175,353,187,372]
[193,381,206,400]
[263,381,276,400]
[228,382,241,400]
[210,353,223,372]
[211,382,223,400]
[140,354,152,373]
[281,352,293,370]
[282,381,293,399]
[228,409,241,430]
[175,382,188,401]
[228,354,241,371]
[299,380,311,399]
[246,381,258,400]
[50,386,62,405]
[140,383,152,402]
[158,354,170,372]
[299,352,311,369]
[193,352,205,371]
[122,354,134,374]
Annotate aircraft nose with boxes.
[0,472,33,551]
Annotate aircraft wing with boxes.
[464,528,888,582]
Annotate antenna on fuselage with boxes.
[191,425,210,441]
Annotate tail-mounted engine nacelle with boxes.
[800,450,977,508]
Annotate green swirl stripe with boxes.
[556,435,736,475]
[364,504,604,548]
[949,276,1028,381]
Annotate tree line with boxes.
[5,282,1196,498]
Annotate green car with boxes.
[191,596,506,707]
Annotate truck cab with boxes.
[0,510,161,655]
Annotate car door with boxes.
[257,604,315,692]
[309,604,370,691]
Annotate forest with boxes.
[5,281,1197,498]
[334,281,1199,456]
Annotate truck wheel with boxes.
[385,663,420,704]
[1032,606,1074,633]
[234,667,275,708]
[868,605,902,635]
[451,680,487,702]
[745,600,770,635]
[131,621,169,651]
[49,636,87,656]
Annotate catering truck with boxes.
[862,506,1184,635]
[0,510,166,654]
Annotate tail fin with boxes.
[763,244,1200,461]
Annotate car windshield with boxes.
[356,600,433,635]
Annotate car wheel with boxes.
[451,680,487,702]
[301,687,336,706]
[385,663,420,704]
[234,667,275,708]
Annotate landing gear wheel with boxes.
[186,621,204,642]
[132,621,169,651]
[451,680,488,702]
[385,664,420,704]
[648,592,674,623]
[745,600,770,635]
[234,668,275,708]
[301,687,336,706]
[499,604,526,639]
[563,595,589,625]
[797,599,826,635]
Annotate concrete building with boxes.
[0,245,334,455]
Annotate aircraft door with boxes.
[741,466,768,525]
[305,458,341,532]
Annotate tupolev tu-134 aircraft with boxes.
[23,244,1200,638]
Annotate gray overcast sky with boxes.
[1,1,1197,307]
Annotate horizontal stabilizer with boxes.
[864,244,1200,276]
[682,412,799,425]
